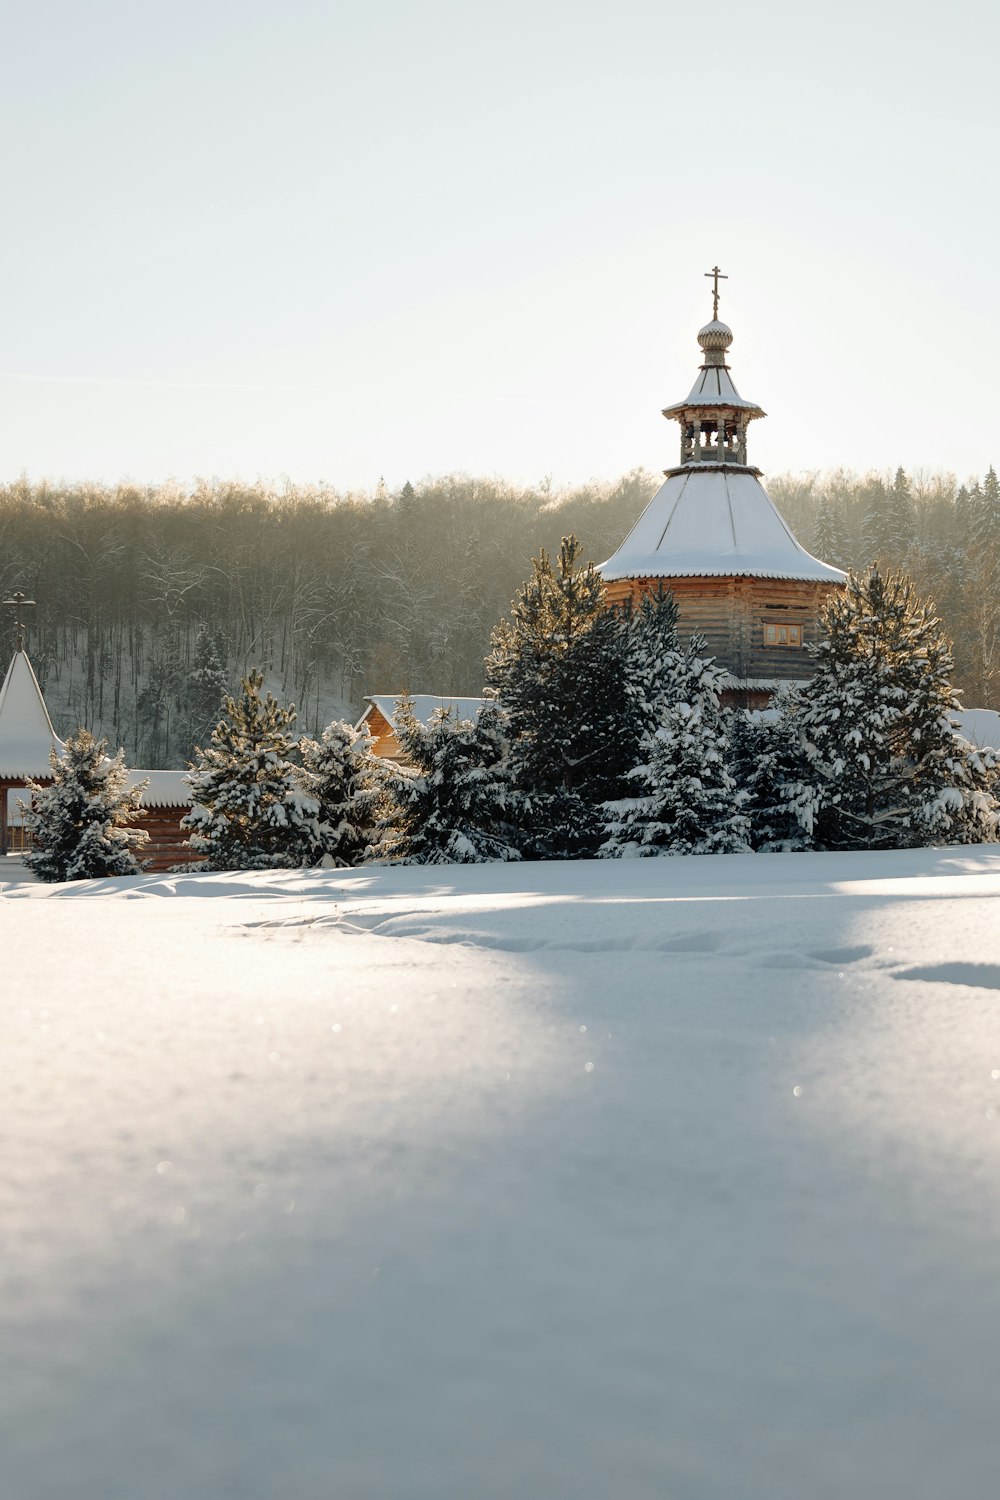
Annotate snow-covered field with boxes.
[4,849,1000,1499]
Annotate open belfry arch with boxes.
[598,270,846,705]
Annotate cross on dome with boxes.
[2,591,36,651]
[704,264,727,319]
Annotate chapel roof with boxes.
[599,273,845,585]
[598,468,846,583]
[0,650,64,778]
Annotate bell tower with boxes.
[597,271,846,705]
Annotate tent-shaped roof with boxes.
[661,319,765,418]
[598,468,847,583]
[0,650,64,778]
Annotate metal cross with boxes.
[704,264,728,319]
[2,590,36,651]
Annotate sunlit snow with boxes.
[4,848,1000,1498]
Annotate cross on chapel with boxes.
[704,264,728,320]
[2,591,36,651]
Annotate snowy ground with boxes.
[4,849,1000,1499]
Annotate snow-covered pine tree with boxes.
[485,536,633,858]
[24,729,149,881]
[181,669,317,870]
[297,720,384,867]
[379,695,519,863]
[619,586,682,738]
[788,566,998,849]
[601,638,748,858]
[727,695,813,851]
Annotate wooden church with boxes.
[598,269,845,705]
[0,598,192,870]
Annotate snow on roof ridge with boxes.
[363,695,485,727]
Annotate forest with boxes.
[1,464,997,768]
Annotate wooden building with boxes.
[358,695,485,761]
[0,646,194,872]
[598,271,846,705]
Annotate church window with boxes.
[764,622,802,646]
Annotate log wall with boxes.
[139,807,196,872]
[603,574,843,692]
[1,775,195,871]
[364,705,403,760]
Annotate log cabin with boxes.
[358,695,485,761]
[598,272,846,706]
[0,646,195,872]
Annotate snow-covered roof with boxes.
[362,695,484,729]
[598,469,847,583]
[0,650,64,778]
[124,770,192,808]
[662,362,765,416]
[954,708,1000,750]
[660,317,765,419]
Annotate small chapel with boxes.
[0,594,192,869]
[598,269,846,705]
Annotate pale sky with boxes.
[0,0,996,491]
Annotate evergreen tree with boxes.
[182,669,317,870]
[885,466,915,557]
[601,641,748,857]
[486,537,632,857]
[787,567,998,849]
[812,496,849,568]
[620,587,683,737]
[183,626,229,755]
[972,466,1000,561]
[860,475,891,563]
[379,696,520,863]
[728,697,813,851]
[297,720,384,867]
[24,729,149,881]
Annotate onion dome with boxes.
[697,319,734,354]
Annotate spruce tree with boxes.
[812,496,849,568]
[885,466,915,558]
[379,696,519,863]
[485,536,632,857]
[182,627,229,756]
[24,730,149,881]
[297,720,384,867]
[601,639,748,857]
[620,587,683,738]
[182,669,317,870]
[728,697,813,852]
[788,566,998,849]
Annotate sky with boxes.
[0,0,997,492]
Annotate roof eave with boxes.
[662,400,767,418]
[598,562,848,583]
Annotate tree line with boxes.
[1,464,997,770]
[24,545,998,881]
